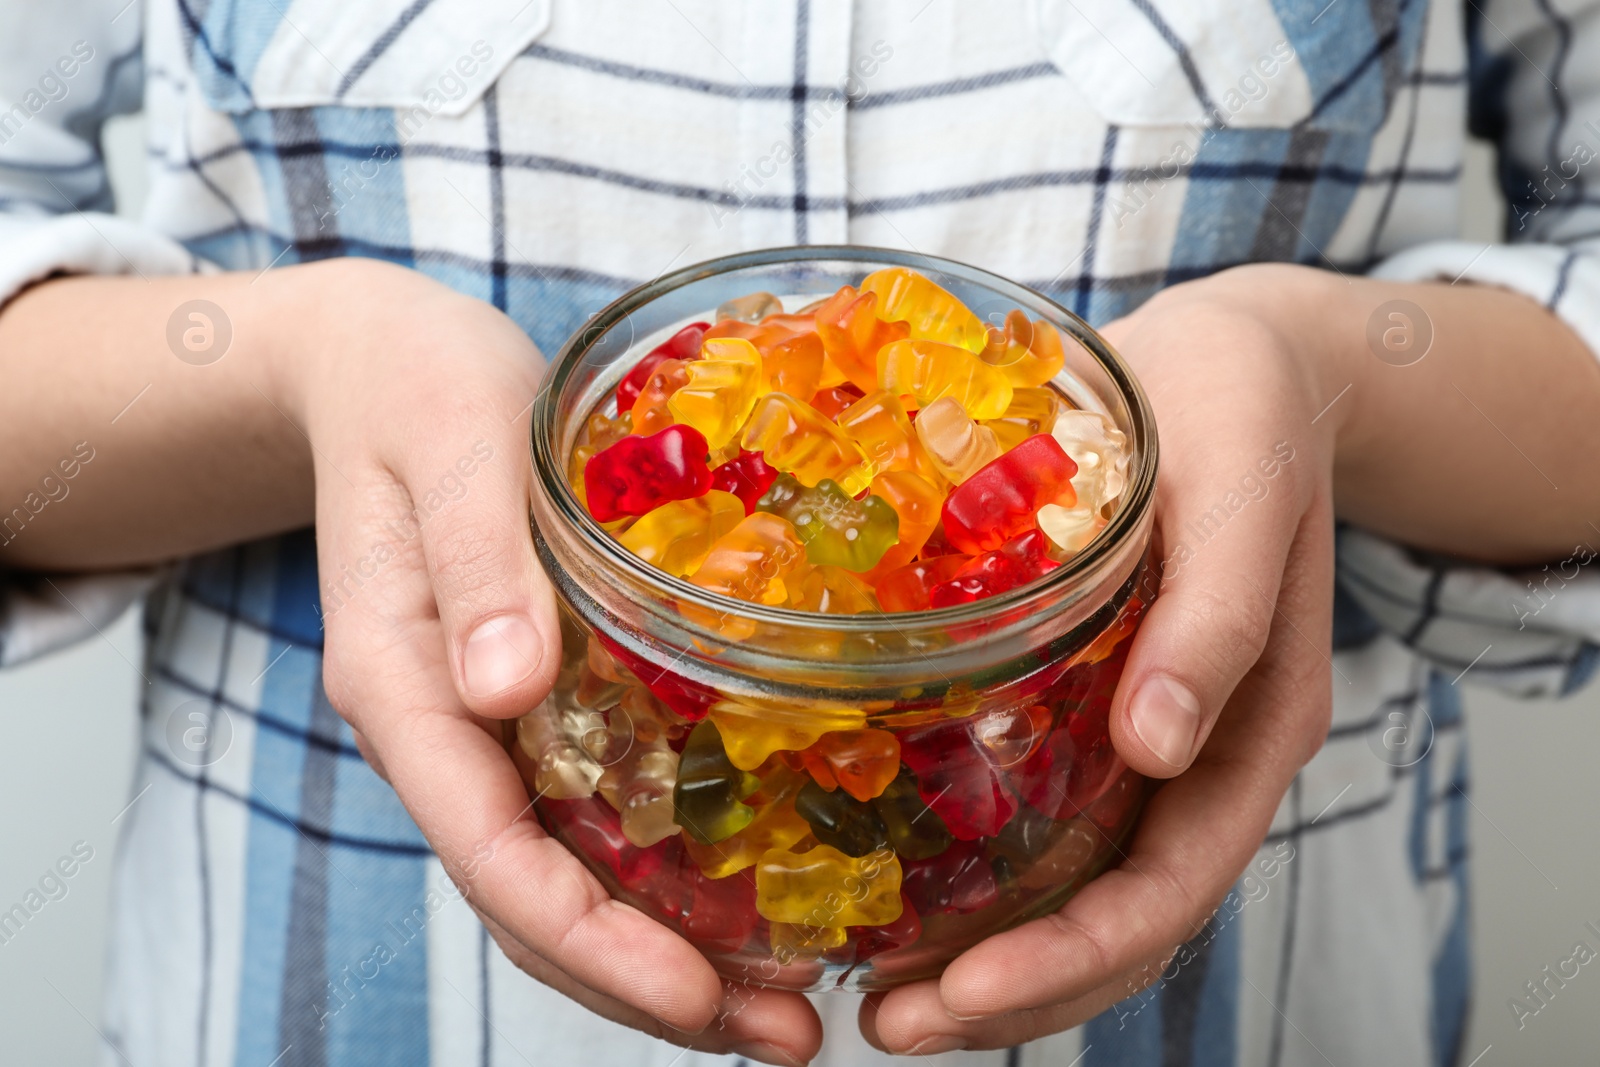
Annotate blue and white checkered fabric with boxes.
[5,1,1600,1064]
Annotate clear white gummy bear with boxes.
[598,742,681,847]
[1038,410,1129,554]
[716,291,784,324]
[516,711,602,800]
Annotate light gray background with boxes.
[1,116,1596,1065]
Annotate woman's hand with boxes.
[276,259,821,1066]
[860,263,1345,1054]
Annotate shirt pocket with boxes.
[1031,0,1424,134]
[184,0,552,116]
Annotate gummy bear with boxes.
[597,740,680,848]
[899,838,999,916]
[862,472,945,580]
[837,390,943,486]
[878,338,1014,419]
[872,769,953,861]
[617,322,707,415]
[595,633,717,722]
[860,267,989,354]
[756,474,900,572]
[979,310,1067,388]
[913,396,1003,484]
[872,554,969,613]
[584,424,714,523]
[762,330,826,403]
[717,291,784,323]
[809,383,866,419]
[982,387,1063,452]
[684,789,812,878]
[617,490,745,576]
[668,337,766,448]
[584,409,633,451]
[755,844,903,927]
[709,449,780,514]
[814,285,911,391]
[1038,410,1131,553]
[798,729,901,802]
[708,700,867,770]
[673,720,761,844]
[515,711,601,800]
[788,566,879,615]
[687,512,812,609]
[928,528,1060,608]
[741,393,873,496]
[898,717,1019,840]
[941,434,1079,555]
[770,921,848,962]
[1013,640,1131,820]
[630,357,693,435]
[684,867,761,954]
[848,894,923,966]
[795,779,890,857]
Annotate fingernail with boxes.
[1130,674,1201,768]
[733,1042,807,1066]
[463,613,543,698]
[907,1034,970,1055]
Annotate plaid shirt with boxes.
[4,0,1600,1064]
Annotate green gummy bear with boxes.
[755,474,900,572]
[673,721,761,845]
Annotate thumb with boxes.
[406,427,562,719]
[1108,472,1301,778]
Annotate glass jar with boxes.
[522,247,1157,993]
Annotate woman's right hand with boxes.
[270,258,821,1066]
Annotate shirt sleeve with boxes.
[1340,0,1600,698]
[0,4,195,668]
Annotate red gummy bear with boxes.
[538,796,694,919]
[873,554,968,613]
[596,632,715,721]
[709,450,779,515]
[898,718,1019,840]
[942,434,1077,555]
[1012,633,1132,820]
[583,424,714,522]
[616,321,708,414]
[927,528,1059,608]
[900,839,999,915]
[684,868,760,955]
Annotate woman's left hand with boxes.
[859,264,1344,1054]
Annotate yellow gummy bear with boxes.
[877,338,1014,420]
[860,267,989,353]
[667,337,765,448]
[618,491,745,576]
[740,392,872,496]
[755,844,904,927]
[685,790,812,878]
[708,700,867,770]
[981,386,1063,452]
[770,921,848,962]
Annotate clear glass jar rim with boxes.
[530,244,1159,634]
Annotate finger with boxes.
[318,526,726,1034]
[398,407,562,719]
[861,964,1160,1054]
[479,910,822,1066]
[921,507,1334,1026]
[1108,445,1308,777]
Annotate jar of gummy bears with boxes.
[521,246,1157,993]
